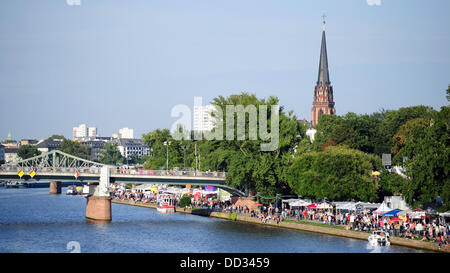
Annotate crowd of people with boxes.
[109,186,449,249]
[273,206,449,249]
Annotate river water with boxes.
[0,187,425,253]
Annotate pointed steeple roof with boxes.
[317,29,330,85]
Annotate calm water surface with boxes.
[0,187,425,253]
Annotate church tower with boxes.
[311,16,335,127]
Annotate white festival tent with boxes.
[316,202,333,209]
[289,200,312,207]
[373,203,391,215]
[439,211,450,217]
[335,202,357,211]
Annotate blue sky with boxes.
[1,0,449,140]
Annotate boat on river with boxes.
[5,181,25,188]
[157,192,175,214]
[66,185,78,195]
[368,230,390,246]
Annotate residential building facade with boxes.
[4,147,19,163]
[193,104,215,132]
[73,124,97,140]
[114,138,150,159]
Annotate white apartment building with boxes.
[73,124,97,140]
[119,127,134,139]
[193,105,215,132]
[88,127,97,138]
[115,138,149,159]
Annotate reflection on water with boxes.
[0,188,426,253]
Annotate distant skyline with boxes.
[1,0,449,141]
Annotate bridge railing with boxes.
[0,165,226,178]
[113,168,226,178]
[0,165,102,174]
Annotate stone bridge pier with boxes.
[49,181,61,194]
[86,167,112,221]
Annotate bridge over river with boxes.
[0,150,246,221]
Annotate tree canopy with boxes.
[98,143,124,165]
[17,145,41,160]
[58,139,90,160]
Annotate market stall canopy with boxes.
[373,203,391,215]
[439,211,450,217]
[336,202,357,211]
[382,208,403,216]
[389,216,402,222]
[317,202,333,209]
[290,200,312,207]
[307,202,331,209]
[307,203,319,209]
[411,209,426,219]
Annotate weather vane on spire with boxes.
[322,13,327,31]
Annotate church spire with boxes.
[317,15,330,85]
[311,15,335,127]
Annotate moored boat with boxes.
[5,181,25,188]
[66,185,77,195]
[157,192,175,213]
[368,230,390,246]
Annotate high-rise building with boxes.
[88,127,97,138]
[73,124,97,140]
[73,124,87,139]
[311,18,336,127]
[119,128,134,139]
[193,105,215,132]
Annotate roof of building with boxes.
[317,30,330,85]
[35,139,63,149]
[114,138,147,147]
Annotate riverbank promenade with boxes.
[111,198,448,253]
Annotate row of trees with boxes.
[140,88,449,211]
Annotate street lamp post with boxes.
[164,141,171,172]
[181,145,187,170]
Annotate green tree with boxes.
[48,134,66,141]
[375,105,436,155]
[287,146,381,202]
[446,84,450,102]
[401,105,450,211]
[179,195,192,208]
[142,129,191,170]
[376,170,407,199]
[197,93,305,197]
[58,139,90,160]
[126,154,150,165]
[98,143,124,165]
[391,118,429,165]
[17,145,41,160]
